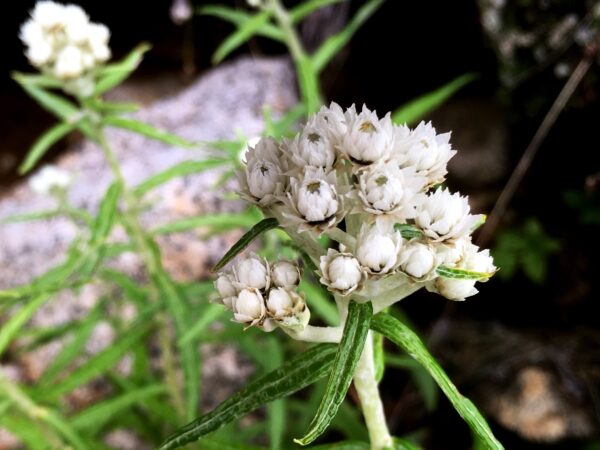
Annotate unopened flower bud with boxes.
[232,288,266,325]
[234,255,269,290]
[214,273,237,309]
[320,249,366,296]
[271,261,301,288]
[242,137,285,206]
[288,118,336,169]
[266,288,309,330]
[399,241,436,279]
[355,222,401,275]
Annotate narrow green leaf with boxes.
[199,6,284,41]
[151,210,261,235]
[212,217,279,272]
[134,159,227,196]
[198,439,266,450]
[296,301,373,446]
[436,266,494,280]
[178,302,225,346]
[100,269,148,305]
[71,384,166,433]
[211,10,273,64]
[0,209,60,224]
[39,321,151,400]
[102,116,196,148]
[19,122,75,174]
[10,72,62,88]
[289,0,345,22]
[393,437,422,450]
[392,73,477,125]
[371,313,504,450]
[87,98,140,113]
[0,414,51,450]
[393,223,423,240]
[0,293,51,357]
[312,0,384,73]
[373,331,385,382]
[91,182,121,245]
[94,43,151,95]
[158,344,337,450]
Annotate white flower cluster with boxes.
[29,164,72,195]
[214,255,309,331]
[20,1,111,95]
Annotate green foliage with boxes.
[492,217,560,283]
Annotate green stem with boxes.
[266,0,322,113]
[353,332,393,450]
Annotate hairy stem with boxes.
[353,332,393,450]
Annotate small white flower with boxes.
[64,4,90,44]
[54,45,84,79]
[286,117,336,170]
[241,137,286,206]
[31,1,64,29]
[232,288,266,326]
[271,261,301,288]
[170,0,193,24]
[266,288,309,330]
[355,161,426,221]
[29,165,72,195]
[398,240,437,279]
[214,273,237,309]
[233,254,270,291]
[355,222,401,275]
[281,168,343,234]
[87,24,111,62]
[415,188,483,242]
[431,243,496,301]
[313,102,348,146]
[319,249,366,296]
[341,105,393,165]
[394,121,456,186]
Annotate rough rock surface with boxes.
[0,56,296,448]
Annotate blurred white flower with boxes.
[355,222,401,275]
[319,249,366,296]
[29,165,72,195]
[415,188,483,242]
[341,105,393,165]
[170,0,192,25]
[233,254,270,291]
[271,261,301,288]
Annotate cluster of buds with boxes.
[214,255,309,331]
[29,164,72,196]
[218,103,496,331]
[20,1,111,96]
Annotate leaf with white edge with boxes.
[19,122,75,174]
[371,313,504,450]
[94,43,151,95]
[394,223,423,240]
[157,344,337,450]
[102,116,196,148]
[392,73,477,126]
[295,301,373,446]
[133,159,227,195]
[212,218,279,272]
[312,0,384,73]
[436,266,494,280]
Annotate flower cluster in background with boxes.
[216,103,496,330]
[20,1,111,95]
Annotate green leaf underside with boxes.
[436,266,493,280]
[371,313,504,450]
[19,122,75,174]
[392,73,477,125]
[212,218,279,272]
[157,344,337,450]
[295,301,373,446]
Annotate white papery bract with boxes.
[341,105,394,165]
[266,288,310,329]
[416,188,483,242]
[241,137,286,206]
[395,121,456,186]
[319,249,366,296]
[271,261,301,288]
[29,165,72,195]
[232,288,266,326]
[20,1,111,95]
[355,222,401,275]
[233,254,270,291]
[286,116,336,170]
[398,240,437,280]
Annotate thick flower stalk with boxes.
[213,102,497,449]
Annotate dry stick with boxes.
[478,48,595,247]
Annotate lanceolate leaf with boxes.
[91,182,121,246]
[94,43,151,95]
[212,218,279,272]
[0,293,51,357]
[371,313,504,450]
[436,266,494,280]
[19,122,75,174]
[102,116,196,148]
[394,223,423,240]
[295,301,373,446]
[158,344,337,450]
[392,73,477,126]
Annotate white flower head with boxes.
[430,242,496,301]
[240,137,286,206]
[319,249,366,296]
[232,288,267,326]
[355,221,401,275]
[281,168,344,234]
[271,261,301,288]
[341,105,394,166]
[266,288,310,330]
[355,161,426,221]
[286,116,336,170]
[314,102,348,146]
[29,165,72,195]
[398,240,437,280]
[214,272,237,309]
[233,254,270,291]
[395,121,456,186]
[415,188,483,242]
